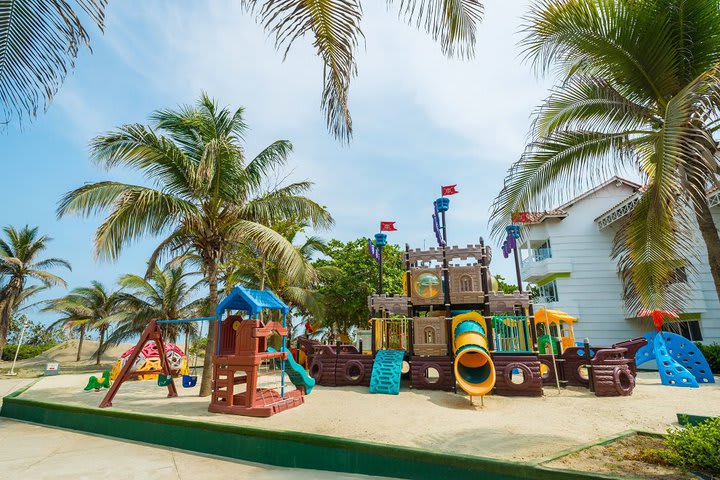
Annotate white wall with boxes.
[526,183,720,345]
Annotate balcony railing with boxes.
[521,247,552,268]
[533,295,558,305]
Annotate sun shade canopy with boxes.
[534,307,577,324]
[216,286,289,317]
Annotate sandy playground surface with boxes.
[12,371,720,463]
[0,340,136,374]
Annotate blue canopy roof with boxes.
[216,286,289,316]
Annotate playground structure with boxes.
[298,195,661,402]
[96,287,314,417]
[208,287,313,417]
[110,341,188,381]
[634,309,715,388]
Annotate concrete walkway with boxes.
[0,418,389,480]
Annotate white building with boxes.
[519,177,720,346]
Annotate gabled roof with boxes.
[521,177,641,225]
[558,176,642,210]
[216,286,289,316]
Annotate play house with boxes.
[209,287,314,417]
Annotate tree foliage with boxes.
[312,238,403,336]
[491,0,720,312]
[0,0,107,126]
[241,0,483,142]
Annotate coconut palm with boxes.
[0,1,107,126]
[0,225,70,353]
[44,281,124,364]
[223,220,337,338]
[490,0,720,312]
[110,263,205,355]
[242,0,484,142]
[58,94,333,395]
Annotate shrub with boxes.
[655,418,720,474]
[696,342,720,374]
[1,343,55,361]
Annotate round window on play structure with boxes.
[424,366,440,384]
[347,364,362,381]
[413,272,441,299]
[401,360,410,374]
[578,365,590,380]
[510,368,526,385]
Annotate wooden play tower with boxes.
[209,286,304,417]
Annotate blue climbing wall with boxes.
[654,334,699,388]
[635,332,657,367]
[369,350,405,395]
[660,332,715,384]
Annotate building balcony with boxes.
[520,254,572,284]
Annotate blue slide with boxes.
[369,349,405,395]
[636,331,715,387]
[267,347,315,394]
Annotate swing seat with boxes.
[157,374,173,387]
[182,374,197,388]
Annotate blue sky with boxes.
[2,1,553,326]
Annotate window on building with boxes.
[661,320,703,341]
[537,280,559,303]
[535,240,552,261]
[459,275,473,292]
[424,326,436,344]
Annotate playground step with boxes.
[369,350,405,395]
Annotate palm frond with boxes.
[388,0,483,59]
[243,0,363,142]
[0,0,107,125]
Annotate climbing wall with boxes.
[636,332,715,385]
[654,334,699,388]
[369,350,405,395]
[660,332,715,384]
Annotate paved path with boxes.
[0,418,388,480]
[0,379,389,480]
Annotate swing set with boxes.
[98,315,214,408]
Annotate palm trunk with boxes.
[0,280,22,355]
[76,324,86,362]
[693,197,720,302]
[96,326,105,366]
[184,326,189,356]
[199,262,219,397]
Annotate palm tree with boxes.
[58,94,333,395]
[0,225,70,353]
[491,0,720,312]
[44,281,124,364]
[0,1,107,126]
[223,220,337,338]
[241,0,484,142]
[110,263,205,355]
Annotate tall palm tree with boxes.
[58,94,333,395]
[491,0,720,312]
[0,1,107,126]
[0,225,70,353]
[111,263,205,355]
[241,0,484,142]
[44,281,124,363]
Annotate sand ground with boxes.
[0,340,136,375]
[14,371,720,463]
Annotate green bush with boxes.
[696,342,720,374]
[1,343,55,361]
[656,418,720,474]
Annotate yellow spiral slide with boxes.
[452,312,495,397]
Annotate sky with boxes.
[1,1,554,327]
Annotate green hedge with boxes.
[696,342,720,374]
[1,343,55,361]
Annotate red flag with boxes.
[380,221,397,231]
[304,321,314,334]
[441,184,459,196]
[512,212,531,223]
